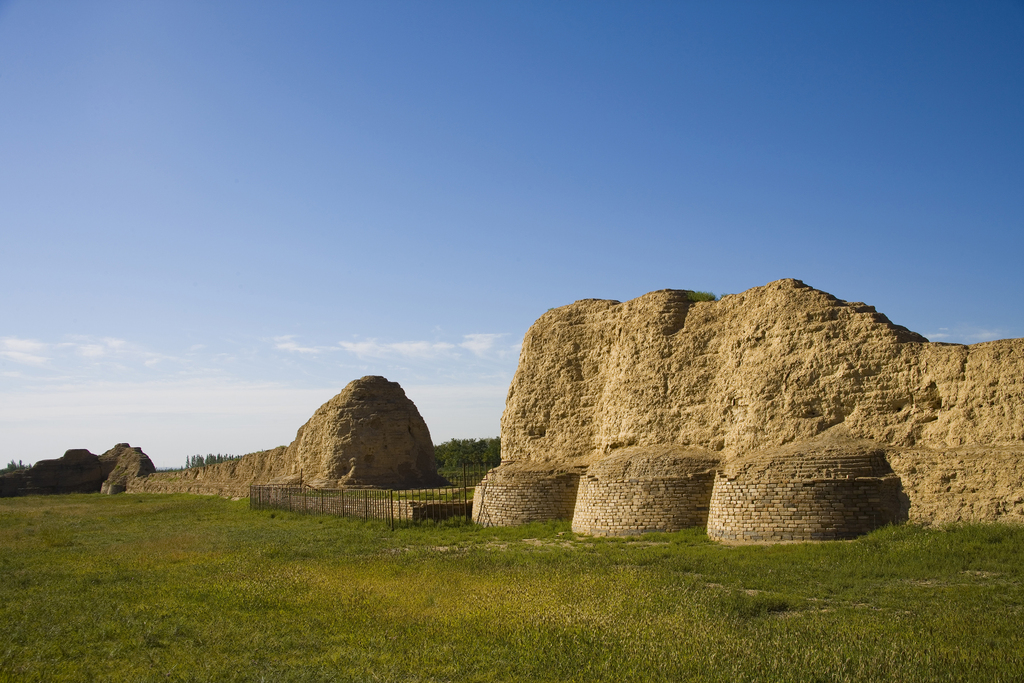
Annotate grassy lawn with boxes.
[1,494,1022,682]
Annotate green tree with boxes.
[185,453,242,469]
[2,459,27,474]
[433,437,500,467]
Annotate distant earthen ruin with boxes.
[0,443,155,497]
[129,376,444,497]
[474,279,1024,540]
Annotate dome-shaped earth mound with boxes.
[280,376,446,489]
[1,443,156,497]
[99,443,157,494]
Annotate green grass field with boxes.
[1,494,1022,682]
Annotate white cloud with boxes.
[0,337,50,366]
[338,339,456,359]
[336,333,516,361]
[0,378,509,467]
[925,326,1011,344]
[59,336,174,366]
[1,338,47,353]
[0,350,50,366]
[273,335,330,354]
[103,338,128,351]
[0,333,517,466]
[0,335,180,380]
[390,341,457,357]
[459,333,504,356]
[78,344,107,358]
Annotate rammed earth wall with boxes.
[495,280,1024,528]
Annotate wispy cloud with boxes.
[62,337,132,359]
[336,333,515,361]
[459,333,505,356]
[74,336,173,367]
[0,337,50,366]
[77,344,107,358]
[926,326,1011,344]
[1,333,519,467]
[0,378,336,468]
[272,335,333,355]
[0,336,177,375]
[338,339,457,359]
[0,377,510,468]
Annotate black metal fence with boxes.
[437,463,491,488]
[249,464,493,528]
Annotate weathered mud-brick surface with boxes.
[1,443,157,497]
[491,278,1024,530]
[128,447,288,498]
[571,445,719,536]
[130,375,444,496]
[281,375,444,489]
[99,443,157,494]
[706,436,907,542]
[887,446,1024,524]
[0,449,105,496]
[473,464,581,526]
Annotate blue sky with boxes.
[2,1,1022,467]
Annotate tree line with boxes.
[185,453,242,469]
[433,437,500,468]
[3,459,27,474]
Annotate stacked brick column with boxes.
[471,441,909,543]
[572,471,716,536]
[706,451,907,542]
[473,467,581,527]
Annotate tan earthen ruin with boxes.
[0,443,156,497]
[474,279,1024,540]
[129,376,444,496]
[12,280,1021,543]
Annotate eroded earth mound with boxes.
[1,443,156,497]
[278,375,443,489]
[98,443,157,493]
[130,376,443,496]
[476,278,1024,532]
